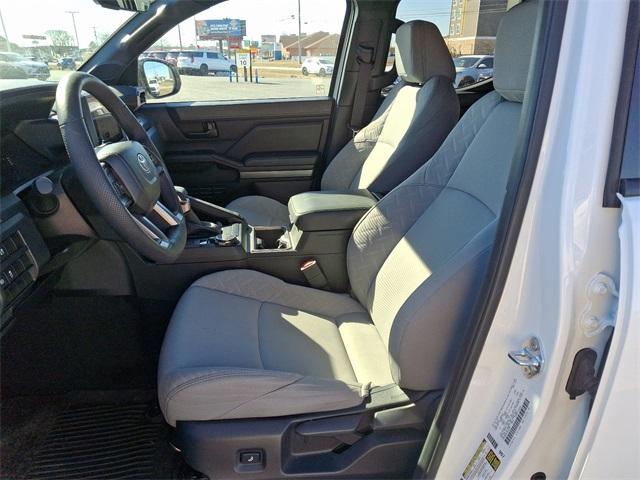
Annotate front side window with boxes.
[145,0,347,102]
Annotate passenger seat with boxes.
[227,20,459,226]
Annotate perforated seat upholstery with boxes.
[158,0,539,426]
[226,20,458,226]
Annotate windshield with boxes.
[0,0,133,81]
[453,57,480,68]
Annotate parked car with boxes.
[301,57,334,76]
[177,50,236,76]
[57,57,76,70]
[0,52,49,80]
[453,55,494,88]
[147,77,160,95]
[0,61,29,79]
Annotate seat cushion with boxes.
[226,195,289,226]
[158,270,393,425]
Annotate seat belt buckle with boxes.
[300,259,329,290]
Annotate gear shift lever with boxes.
[174,186,223,238]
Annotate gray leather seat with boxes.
[226,20,459,226]
[158,0,538,426]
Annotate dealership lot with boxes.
[161,74,332,101]
[49,69,332,101]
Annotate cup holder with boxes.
[252,226,292,252]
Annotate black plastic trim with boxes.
[603,0,639,207]
[416,1,568,477]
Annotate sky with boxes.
[0,0,133,48]
[0,0,454,50]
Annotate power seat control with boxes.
[236,450,264,472]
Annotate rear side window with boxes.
[146,0,347,102]
[395,0,510,88]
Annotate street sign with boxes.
[195,19,246,41]
[236,50,251,69]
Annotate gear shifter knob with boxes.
[174,186,191,214]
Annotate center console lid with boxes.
[288,191,376,232]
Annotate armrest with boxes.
[288,191,376,231]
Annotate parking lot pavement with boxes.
[47,70,332,102]
[153,74,332,102]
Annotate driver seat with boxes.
[159,0,537,432]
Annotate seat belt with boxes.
[348,44,376,134]
[370,64,398,91]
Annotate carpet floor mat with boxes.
[26,404,164,479]
[1,394,192,479]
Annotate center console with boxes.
[175,189,376,292]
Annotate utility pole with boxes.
[66,11,80,52]
[92,26,98,42]
[177,23,183,50]
[297,0,302,64]
[0,5,11,52]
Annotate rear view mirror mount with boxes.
[93,0,155,12]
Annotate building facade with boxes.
[447,0,509,55]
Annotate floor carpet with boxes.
[0,391,197,480]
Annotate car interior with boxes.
[0,0,546,478]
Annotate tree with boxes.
[46,30,74,56]
[88,32,110,52]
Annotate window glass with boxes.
[0,0,132,81]
[396,0,507,88]
[480,57,494,68]
[145,0,346,102]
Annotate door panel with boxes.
[138,98,334,205]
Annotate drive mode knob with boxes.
[29,176,59,216]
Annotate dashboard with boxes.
[0,80,130,324]
[1,129,67,195]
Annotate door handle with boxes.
[185,121,218,139]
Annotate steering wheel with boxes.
[56,72,186,263]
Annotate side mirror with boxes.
[478,64,488,69]
[138,58,181,99]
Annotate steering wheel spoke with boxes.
[132,214,171,248]
[148,201,184,230]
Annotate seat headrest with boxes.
[494,0,539,102]
[396,20,455,85]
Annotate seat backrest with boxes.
[321,20,458,194]
[346,0,539,391]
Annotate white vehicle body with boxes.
[301,57,334,76]
[176,50,236,76]
[147,78,160,95]
[436,0,638,478]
